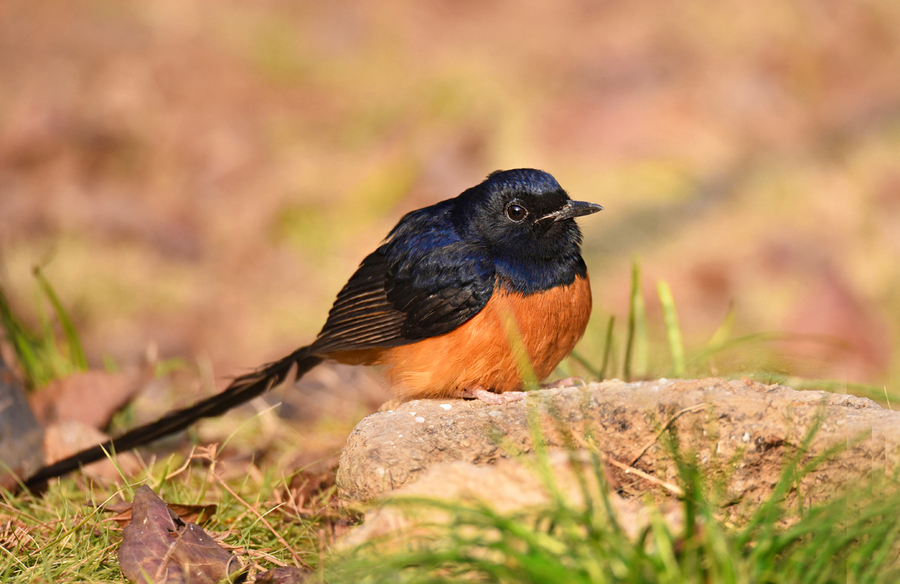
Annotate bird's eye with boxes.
[505,201,528,222]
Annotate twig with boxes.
[570,432,684,497]
[603,455,684,497]
[630,403,706,466]
[164,446,198,481]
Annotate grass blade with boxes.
[0,281,48,387]
[568,350,600,380]
[656,280,685,377]
[599,315,615,380]
[623,258,647,381]
[33,267,88,372]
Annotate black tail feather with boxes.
[24,349,322,489]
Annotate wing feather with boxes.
[310,208,495,354]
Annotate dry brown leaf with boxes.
[0,516,35,550]
[101,500,218,529]
[42,420,142,481]
[286,461,337,511]
[30,369,145,430]
[254,566,311,584]
[118,485,243,584]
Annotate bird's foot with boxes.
[541,376,586,389]
[459,387,528,405]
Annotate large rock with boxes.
[338,449,684,550]
[337,378,900,505]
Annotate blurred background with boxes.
[1,0,899,443]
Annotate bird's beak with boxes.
[540,200,604,222]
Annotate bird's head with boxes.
[452,169,602,263]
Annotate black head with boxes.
[452,169,602,265]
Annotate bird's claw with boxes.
[541,376,586,389]
[460,387,528,404]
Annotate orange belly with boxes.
[338,274,592,400]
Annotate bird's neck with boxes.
[492,251,587,295]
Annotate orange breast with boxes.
[365,274,592,400]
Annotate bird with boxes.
[24,168,602,488]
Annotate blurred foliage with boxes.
[0,268,88,388]
[0,0,897,391]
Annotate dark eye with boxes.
[505,201,528,222]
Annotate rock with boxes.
[337,378,900,507]
[338,448,684,550]
[0,354,44,488]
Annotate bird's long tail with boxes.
[24,349,323,489]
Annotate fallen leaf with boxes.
[118,485,243,584]
[254,566,311,584]
[0,516,35,550]
[101,500,218,528]
[30,369,145,429]
[42,420,141,481]
[286,460,337,512]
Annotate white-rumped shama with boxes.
[25,168,602,488]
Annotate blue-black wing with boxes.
[311,206,495,353]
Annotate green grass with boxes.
[0,276,333,581]
[0,448,331,583]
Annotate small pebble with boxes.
[440,404,452,410]
[415,416,425,423]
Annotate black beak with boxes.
[540,200,604,222]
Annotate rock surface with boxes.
[338,448,684,550]
[0,353,44,488]
[337,378,900,506]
